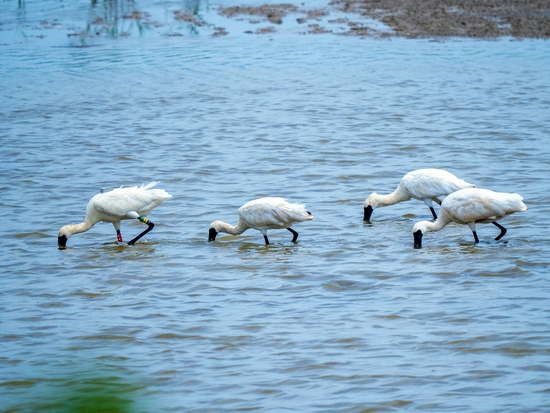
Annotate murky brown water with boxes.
[1,1,550,412]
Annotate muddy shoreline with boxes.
[217,1,550,38]
[329,0,550,38]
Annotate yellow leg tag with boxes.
[139,217,149,224]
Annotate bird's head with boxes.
[208,221,223,242]
[363,193,378,223]
[365,192,382,208]
[58,226,72,249]
[412,221,430,249]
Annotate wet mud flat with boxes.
[328,0,550,38]
[216,0,550,38]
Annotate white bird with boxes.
[412,188,528,248]
[364,168,475,223]
[208,197,314,245]
[58,182,172,248]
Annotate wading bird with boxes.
[412,188,528,248]
[58,182,171,248]
[208,197,314,245]
[363,168,475,223]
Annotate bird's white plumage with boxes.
[238,197,311,229]
[399,169,475,201]
[412,188,528,246]
[440,188,526,224]
[92,183,170,221]
[58,181,171,246]
[209,197,313,244]
[364,168,475,217]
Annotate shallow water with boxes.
[1,1,550,412]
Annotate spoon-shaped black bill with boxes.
[363,205,373,223]
[208,228,218,242]
[58,235,68,249]
[413,229,423,249]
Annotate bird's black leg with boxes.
[116,230,123,243]
[287,228,299,243]
[128,216,155,245]
[263,235,270,245]
[492,221,507,241]
[429,207,438,220]
[472,231,480,244]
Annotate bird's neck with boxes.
[377,186,411,207]
[217,219,249,236]
[62,219,95,237]
[423,212,452,233]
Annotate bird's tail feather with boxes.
[141,181,161,190]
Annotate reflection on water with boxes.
[4,0,212,40]
[1,0,550,412]
[87,0,151,38]
[0,0,392,42]
[85,0,208,38]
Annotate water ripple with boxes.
[1,15,549,413]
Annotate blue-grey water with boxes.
[1,1,550,412]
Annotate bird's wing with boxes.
[404,170,474,199]
[444,189,524,223]
[92,187,166,218]
[488,192,527,216]
[239,199,287,227]
[270,199,312,223]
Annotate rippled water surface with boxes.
[1,1,550,412]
